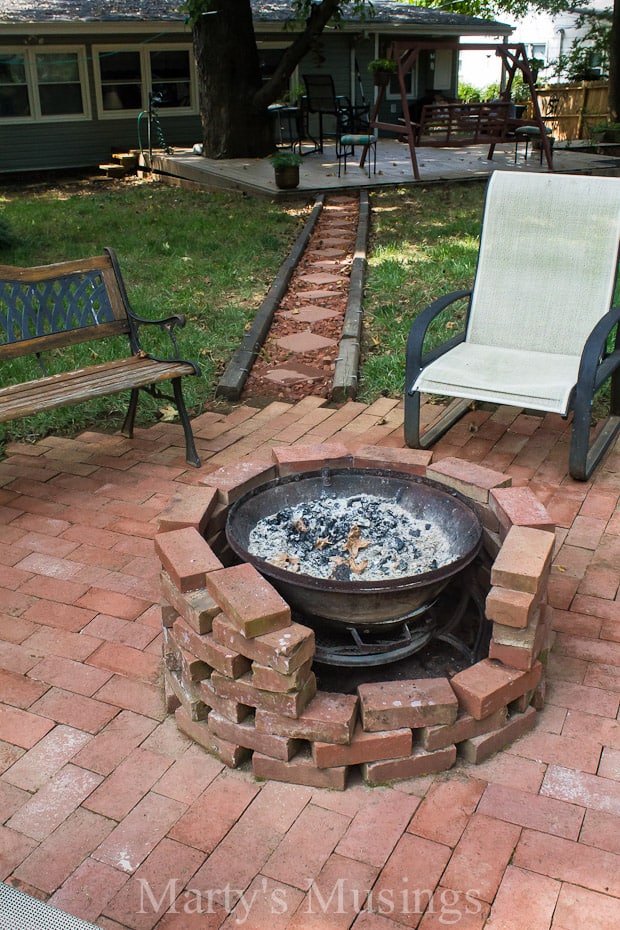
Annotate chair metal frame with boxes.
[336,106,378,177]
[404,171,620,481]
[302,74,349,153]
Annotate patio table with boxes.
[269,105,302,152]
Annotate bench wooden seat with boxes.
[0,248,201,466]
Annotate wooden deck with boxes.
[146,138,620,196]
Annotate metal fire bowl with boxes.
[225,468,483,629]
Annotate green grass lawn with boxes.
[0,176,498,453]
[0,175,307,448]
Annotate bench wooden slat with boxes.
[0,254,127,280]
[0,320,130,362]
[0,356,196,421]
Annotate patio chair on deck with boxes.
[302,74,349,152]
[336,106,378,177]
[404,171,620,480]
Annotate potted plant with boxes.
[509,76,531,117]
[271,151,302,189]
[368,58,397,87]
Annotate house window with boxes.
[150,49,191,107]
[386,70,414,100]
[529,44,547,65]
[0,47,88,121]
[95,45,196,117]
[99,50,143,111]
[258,47,285,84]
[0,53,30,117]
[36,52,84,116]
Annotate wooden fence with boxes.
[527,81,609,141]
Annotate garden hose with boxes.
[137,96,174,158]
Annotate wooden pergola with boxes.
[364,41,554,180]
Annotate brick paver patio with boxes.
[1,395,619,929]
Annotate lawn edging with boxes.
[332,189,369,402]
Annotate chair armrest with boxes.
[570,304,620,479]
[123,308,188,358]
[576,304,620,394]
[128,309,187,329]
[405,289,472,394]
[102,245,189,357]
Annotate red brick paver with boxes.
[0,395,619,930]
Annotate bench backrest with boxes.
[417,102,510,145]
[0,251,131,362]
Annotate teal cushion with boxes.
[340,133,377,145]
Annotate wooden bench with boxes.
[413,101,511,147]
[0,247,201,466]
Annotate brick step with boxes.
[99,163,128,178]
[111,152,139,169]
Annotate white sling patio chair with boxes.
[404,170,620,480]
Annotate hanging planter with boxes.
[528,57,545,84]
[368,58,397,87]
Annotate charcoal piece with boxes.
[332,562,352,581]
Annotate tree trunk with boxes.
[192,0,274,158]
[609,0,620,121]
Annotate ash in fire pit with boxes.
[226,468,483,634]
[248,493,453,582]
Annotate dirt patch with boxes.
[0,169,159,199]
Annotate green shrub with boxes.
[458,82,483,103]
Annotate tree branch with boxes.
[253,0,354,108]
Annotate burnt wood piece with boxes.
[0,247,201,466]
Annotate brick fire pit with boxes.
[156,444,555,789]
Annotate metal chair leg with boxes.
[404,389,472,449]
[172,377,201,467]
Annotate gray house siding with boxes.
[296,30,461,134]
[371,36,460,130]
[0,28,389,174]
[1,110,202,174]
[299,33,357,142]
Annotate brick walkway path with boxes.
[1,396,619,929]
[240,193,359,404]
